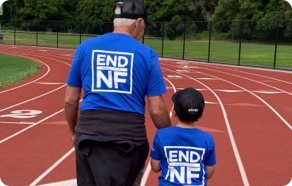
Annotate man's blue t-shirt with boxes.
[66,33,166,115]
[150,126,216,186]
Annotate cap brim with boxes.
[145,19,157,28]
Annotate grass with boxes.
[0,30,291,88]
[1,31,291,69]
[0,54,39,88]
[144,39,292,68]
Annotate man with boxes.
[64,0,171,185]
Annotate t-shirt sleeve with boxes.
[205,137,216,166]
[66,45,83,87]
[150,132,161,160]
[146,50,166,96]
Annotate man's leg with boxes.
[75,144,96,186]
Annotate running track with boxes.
[0,45,291,186]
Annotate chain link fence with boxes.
[0,19,291,70]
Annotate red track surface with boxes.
[0,45,291,186]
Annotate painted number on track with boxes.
[0,110,42,118]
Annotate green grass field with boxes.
[0,30,291,88]
[0,54,39,88]
[1,31,291,69]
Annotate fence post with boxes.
[56,22,59,48]
[182,21,186,60]
[36,21,38,46]
[79,21,82,44]
[273,20,279,69]
[238,20,243,66]
[207,21,212,62]
[13,20,16,45]
[161,22,165,58]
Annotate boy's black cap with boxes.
[172,87,205,122]
[113,0,157,28]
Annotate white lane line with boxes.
[162,67,250,186]
[0,84,66,113]
[196,69,292,130]
[141,77,176,186]
[40,179,76,186]
[207,64,292,84]
[35,82,65,85]
[29,148,75,186]
[252,90,282,94]
[215,89,244,93]
[166,63,292,130]
[0,121,35,125]
[0,109,64,144]
[201,67,292,95]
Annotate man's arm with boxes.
[147,95,171,129]
[64,85,81,144]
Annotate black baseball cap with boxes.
[172,87,205,122]
[113,0,157,28]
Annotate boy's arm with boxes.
[206,165,215,179]
[150,158,161,173]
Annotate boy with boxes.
[150,87,216,185]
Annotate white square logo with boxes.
[91,50,134,94]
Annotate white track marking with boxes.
[0,121,35,125]
[284,178,292,186]
[252,90,282,94]
[0,84,66,113]
[163,62,292,129]
[141,77,175,186]
[29,148,75,186]
[0,178,7,186]
[190,68,292,130]
[203,67,292,95]
[215,89,243,93]
[0,109,64,144]
[40,179,76,186]
[161,67,250,186]
[205,64,292,84]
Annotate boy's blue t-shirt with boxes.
[66,33,166,115]
[150,126,216,186]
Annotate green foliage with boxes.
[1,0,292,41]
[211,0,292,42]
[143,0,208,39]
[75,0,116,34]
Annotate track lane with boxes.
[1,45,291,185]
[1,46,73,185]
[160,60,292,185]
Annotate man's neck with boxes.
[113,27,132,37]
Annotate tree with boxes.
[142,0,204,39]
[75,0,116,34]
[188,0,219,21]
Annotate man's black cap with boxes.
[113,0,157,28]
[172,87,205,122]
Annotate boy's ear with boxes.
[172,108,176,116]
